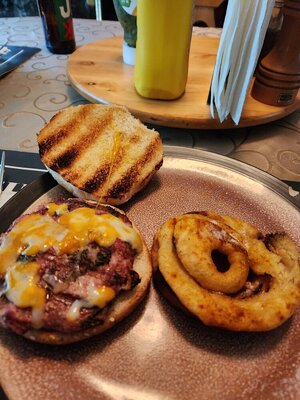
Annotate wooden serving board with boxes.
[67,36,300,129]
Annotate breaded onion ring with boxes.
[152,212,300,332]
[174,217,249,293]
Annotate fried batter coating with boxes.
[152,212,300,332]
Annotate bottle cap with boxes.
[123,41,136,66]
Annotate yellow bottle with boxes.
[134,0,194,100]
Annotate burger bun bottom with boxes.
[20,201,152,345]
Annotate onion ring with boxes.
[174,216,249,293]
[152,212,300,331]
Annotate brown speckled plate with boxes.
[0,146,299,400]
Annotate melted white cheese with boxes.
[66,299,91,321]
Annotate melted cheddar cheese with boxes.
[5,261,45,308]
[0,213,69,274]
[0,204,142,328]
[57,207,142,252]
[5,261,46,328]
[46,202,69,217]
[97,130,123,205]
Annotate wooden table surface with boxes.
[67,35,300,129]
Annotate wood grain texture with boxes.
[67,36,300,129]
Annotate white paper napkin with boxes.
[210,0,275,125]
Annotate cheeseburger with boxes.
[0,198,151,344]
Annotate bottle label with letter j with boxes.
[53,0,75,41]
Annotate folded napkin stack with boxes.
[209,0,275,125]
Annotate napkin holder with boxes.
[209,0,275,125]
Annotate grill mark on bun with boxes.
[80,108,114,149]
[37,104,163,205]
[42,106,115,174]
[82,165,110,193]
[50,148,79,170]
[39,129,66,158]
[38,107,87,157]
[107,137,161,199]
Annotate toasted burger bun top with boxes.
[0,198,152,345]
[152,211,300,332]
[37,104,163,205]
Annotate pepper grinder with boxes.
[251,0,300,106]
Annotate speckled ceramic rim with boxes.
[163,146,300,209]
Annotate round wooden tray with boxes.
[67,36,300,129]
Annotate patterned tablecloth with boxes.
[0,17,299,400]
[0,16,299,183]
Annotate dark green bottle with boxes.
[37,0,76,54]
